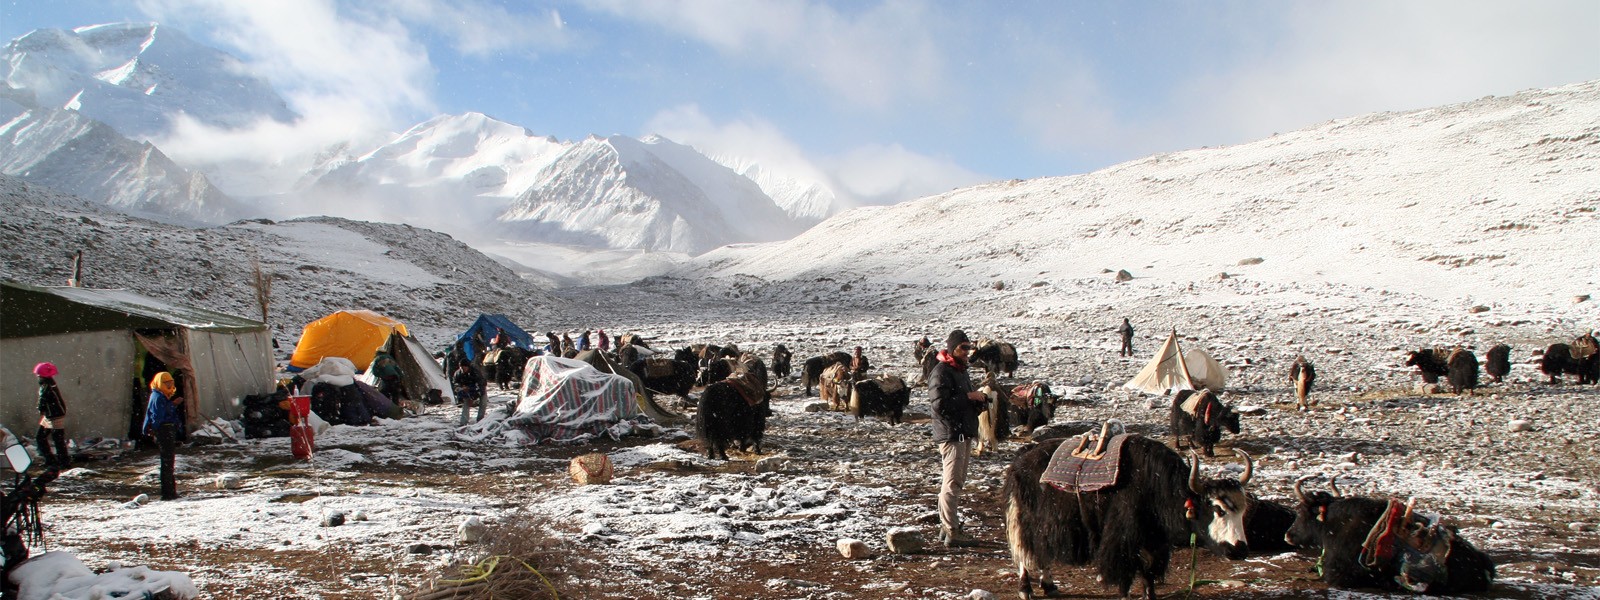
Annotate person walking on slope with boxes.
[928,330,987,548]
[144,372,184,500]
[34,362,70,469]
[1118,317,1135,357]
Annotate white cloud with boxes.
[387,0,572,58]
[646,104,982,207]
[1011,0,1600,170]
[583,0,945,110]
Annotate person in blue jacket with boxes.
[144,372,184,500]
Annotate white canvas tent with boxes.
[0,281,275,441]
[1122,330,1227,394]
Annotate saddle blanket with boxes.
[1040,433,1131,492]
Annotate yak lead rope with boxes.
[439,554,560,599]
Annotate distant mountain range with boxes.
[0,22,840,255]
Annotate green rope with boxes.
[1187,532,1199,597]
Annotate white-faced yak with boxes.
[801,351,852,396]
[1287,476,1495,594]
[1289,356,1316,410]
[850,374,911,424]
[1003,435,1254,599]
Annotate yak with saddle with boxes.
[1003,427,1255,599]
[697,354,774,461]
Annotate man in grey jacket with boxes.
[928,329,988,548]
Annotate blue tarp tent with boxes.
[455,314,535,362]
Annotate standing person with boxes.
[490,328,511,350]
[1118,317,1135,357]
[597,329,611,352]
[143,372,184,500]
[371,346,406,403]
[928,330,986,548]
[452,361,486,426]
[33,362,69,469]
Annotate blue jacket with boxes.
[144,390,181,433]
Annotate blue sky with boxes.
[3,0,1598,204]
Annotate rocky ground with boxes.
[25,275,1600,599]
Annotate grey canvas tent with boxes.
[0,281,276,441]
[1122,329,1227,394]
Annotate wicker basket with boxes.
[569,453,614,485]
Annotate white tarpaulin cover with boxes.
[509,355,640,443]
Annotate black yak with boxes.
[1404,349,1449,384]
[850,374,911,424]
[1483,344,1511,383]
[1244,495,1298,554]
[696,355,771,461]
[800,351,851,396]
[1445,348,1479,394]
[972,339,1019,377]
[1542,334,1600,384]
[1004,435,1254,599]
[770,344,793,379]
[1287,476,1495,594]
[631,358,696,403]
[1289,356,1316,410]
[1170,389,1240,457]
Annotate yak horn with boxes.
[1403,497,1417,521]
[1232,448,1253,487]
[1188,452,1204,495]
[1328,475,1343,498]
[1293,475,1314,503]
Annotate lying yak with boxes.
[850,374,911,424]
[1170,389,1240,457]
[1483,344,1511,383]
[1404,348,1451,384]
[1287,476,1495,594]
[801,351,852,396]
[1289,356,1316,410]
[1004,435,1254,599]
[696,354,772,461]
[1445,348,1479,394]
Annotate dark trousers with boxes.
[1120,337,1134,357]
[156,423,178,500]
[36,426,68,468]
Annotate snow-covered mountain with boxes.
[496,134,804,254]
[0,22,296,139]
[0,174,569,344]
[0,93,240,224]
[714,155,846,225]
[691,80,1600,310]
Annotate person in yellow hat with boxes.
[143,372,184,500]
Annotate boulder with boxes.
[886,528,925,554]
[836,538,870,559]
[1114,269,1134,282]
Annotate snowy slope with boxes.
[693,80,1600,309]
[497,135,803,254]
[0,23,295,138]
[0,96,241,224]
[714,154,846,224]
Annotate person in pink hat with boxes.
[34,362,69,469]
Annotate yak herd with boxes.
[547,329,1598,599]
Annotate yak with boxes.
[1445,348,1479,394]
[771,344,793,379]
[631,357,696,404]
[1404,349,1450,384]
[1170,389,1240,457]
[483,346,529,392]
[1006,382,1058,432]
[1289,356,1316,410]
[1004,436,1254,599]
[972,340,1019,377]
[1243,495,1298,554]
[1483,344,1511,383]
[1542,335,1600,384]
[800,351,852,396]
[696,355,772,461]
[1287,476,1495,594]
[818,363,852,411]
[850,374,911,424]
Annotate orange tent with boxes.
[289,310,409,372]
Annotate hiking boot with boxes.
[943,528,978,548]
